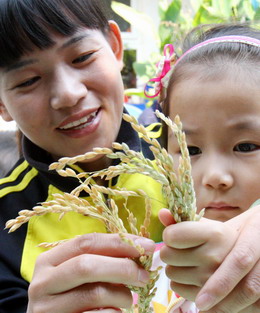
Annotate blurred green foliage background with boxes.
[112,0,260,84]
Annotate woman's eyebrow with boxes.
[4,34,90,73]
[4,59,38,73]
[60,34,90,50]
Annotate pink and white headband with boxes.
[144,35,260,98]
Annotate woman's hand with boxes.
[26,233,155,313]
[159,205,260,313]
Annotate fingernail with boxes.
[196,293,214,311]
[134,238,155,254]
[138,269,150,284]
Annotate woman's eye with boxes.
[16,76,40,88]
[187,146,201,156]
[234,143,259,152]
[72,53,93,64]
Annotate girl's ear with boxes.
[0,102,13,122]
[108,20,124,70]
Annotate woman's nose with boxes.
[201,157,234,190]
[49,67,87,110]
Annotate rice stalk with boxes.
[5,112,203,312]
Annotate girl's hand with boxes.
[159,206,260,313]
[26,233,155,313]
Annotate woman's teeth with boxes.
[60,111,97,130]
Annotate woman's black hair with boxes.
[0,0,111,67]
[161,23,260,149]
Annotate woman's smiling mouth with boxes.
[59,110,99,131]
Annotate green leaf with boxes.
[159,0,170,19]
[163,0,182,22]
[133,62,154,82]
[193,6,225,26]
[230,0,241,7]
[212,0,233,18]
[111,1,160,46]
[254,7,260,20]
[190,0,204,14]
[241,0,256,20]
[158,23,174,46]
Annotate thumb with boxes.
[158,208,176,226]
[226,204,260,231]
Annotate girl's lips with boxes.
[206,205,239,210]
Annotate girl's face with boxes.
[0,22,124,171]
[167,70,260,222]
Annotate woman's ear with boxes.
[0,102,13,122]
[108,20,124,70]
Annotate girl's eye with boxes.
[16,76,40,88]
[187,146,201,156]
[234,143,259,152]
[72,53,93,64]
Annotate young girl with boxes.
[151,23,260,313]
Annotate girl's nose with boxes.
[201,157,234,190]
[50,67,87,110]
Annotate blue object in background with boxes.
[124,103,143,119]
[252,0,259,9]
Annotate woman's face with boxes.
[167,69,260,222]
[0,22,124,171]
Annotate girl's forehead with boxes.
[169,70,260,116]
[178,61,258,84]
[168,75,260,145]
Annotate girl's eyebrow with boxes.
[182,129,197,135]
[228,120,260,131]
[4,34,90,73]
[182,126,202,135]
[168,127,199,140]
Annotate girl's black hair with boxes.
[161,23,260,149]
[182,23,260,52]
[0,0,111,67]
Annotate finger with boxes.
[202,261,260,313]
[169,281,200,302]
[39,233,155,266]
[46,254,150,293]
[204,300,260,313]
[82,309,122,313]
[158,208,176,226]
[238,298,260,313]
[195,214,260,311]
[160,246,209,267]
[29,283,132,313]
[166,265,209,287]
[226,204,260,231]
[228,260,260,312]
[160,243,225,268]
[162,219,225,249]
[160,245,202,266]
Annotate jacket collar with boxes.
[22,111,142,192]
